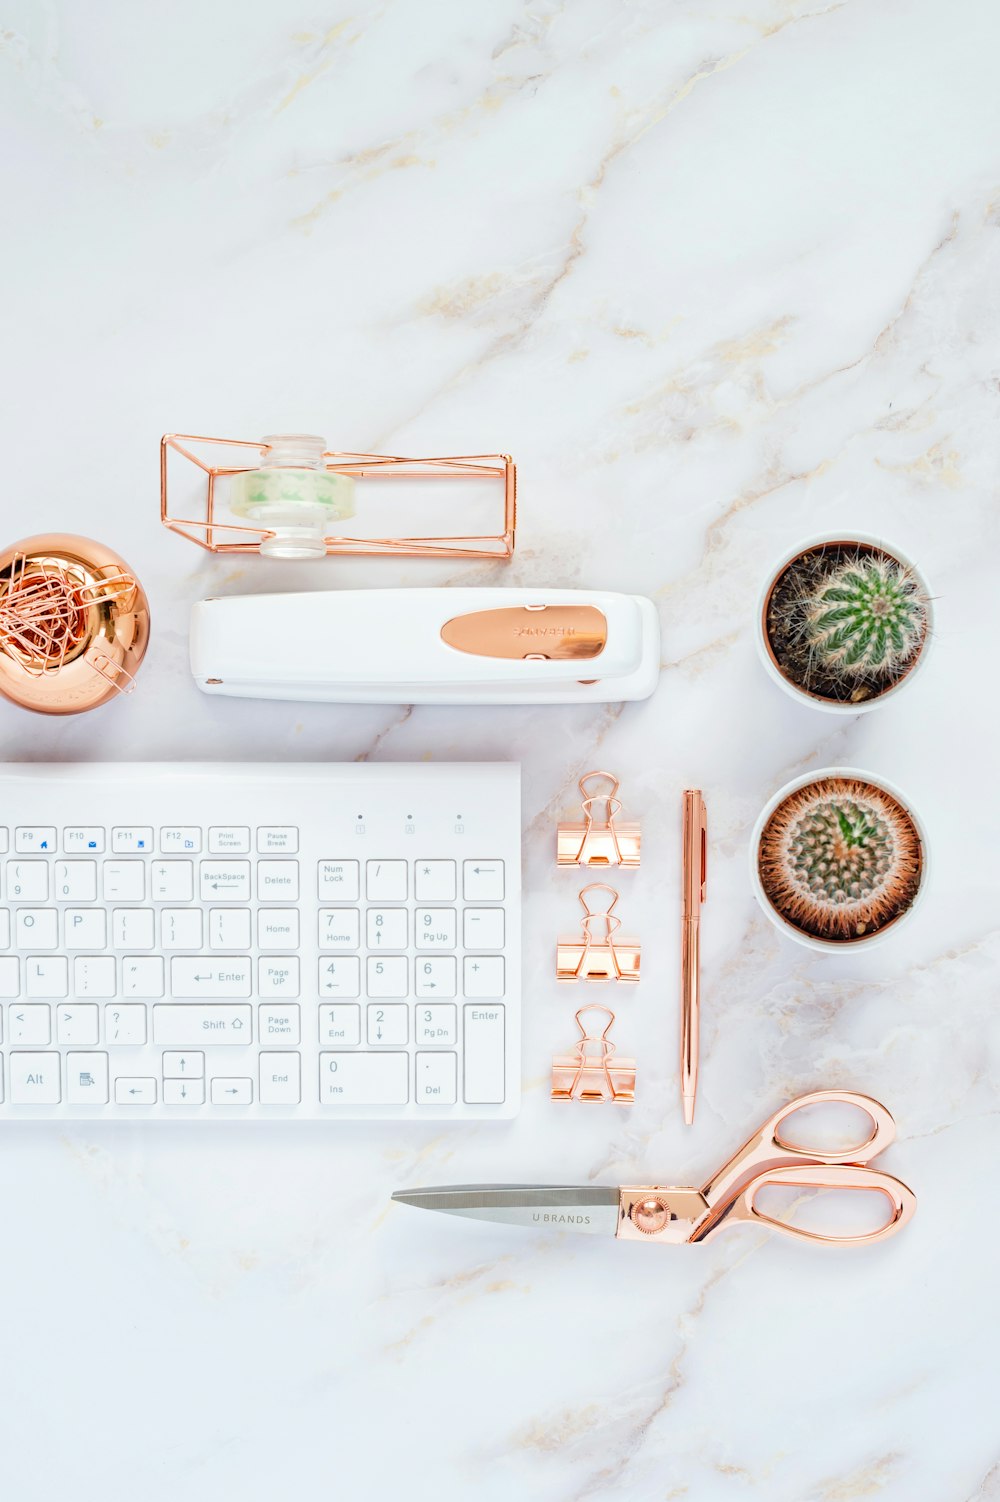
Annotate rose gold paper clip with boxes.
[551,1005,636,1104]
[556,884,641,983]
[556,771,641,868]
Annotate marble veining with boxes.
[0,1,998,1498]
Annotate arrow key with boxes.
[114,1077,157,1105]
[162,1051,205,1078]
[367,1002,408,1046]
[210,1077,253,1105]
[164,1078,205,1106]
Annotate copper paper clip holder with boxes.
[551,1005,636,1104]
[557,772,641,868]
[160,433,516,560]
[556,884,641,983]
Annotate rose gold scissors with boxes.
[393,1091,916,1248]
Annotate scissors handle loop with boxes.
[695,1164,916,1247]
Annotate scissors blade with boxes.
[391,1184,620,1235]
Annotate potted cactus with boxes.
[756,535,932,711]
[751,768,926,950]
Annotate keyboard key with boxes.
[463,1004,505,1104]
[416,1003,457,1045]
[152,1004,252,1045]
[160,827,201,853]
[106,1004,147,1044]
[415,956,457,999]
[67,1052,109,1104]
[64,827,105,854]
[164,1079,205,1105]
[122,957,165,998]
[367,908,408,949]
[57,1004,99,1045]
[258,860,299,901]
[64,908,107,949]
[463,956,505,998]
[25,957,68,998]
[319,1003,360,1045]
[103,861,145,901]
[161,908,203,950]
[6,861,48,900]
[464,908,505,949]
[10,1051,61,1104]
[151,861,194,902]
[9,1004,51,1044]
[0,830,6,855]
[318,957,360,999]
[366,956,407,999]
[15,827,56,854]
[366,860,407,901]
[0,912,8,948]
[209,826,250,854]
[257,827,297,854]
[415,908,457,951]
[199,861,250,902]
[74,956,116,998]
[170,958,251,998]
[258,910,299,950]
[257,957,299,997]
[113,908,155,950]
[320,1051,408,1105]
[0,958,17,997]
[414,860,456,901]
[258,1005,300,1044]
[16,909,58,949]
[54,860,98,901]
[112,828,153,853]
[463,860,505,901]
[318,909,360,950]
[318,860,359,901]
[416,1051,457,1105]
[259,1053,301,1104]
[162,1052,204,1077]
[115,1077,157,1104]
[209,908,251,950]
[367,1003,408,1045]
[211,1077,253,1105]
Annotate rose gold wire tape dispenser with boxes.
[189,588,660,705]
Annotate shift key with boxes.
[170,958,251,998]
[153,1004,252,1045]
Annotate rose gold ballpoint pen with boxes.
[681,790,708,1126]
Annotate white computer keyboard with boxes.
[0,762,521,1120]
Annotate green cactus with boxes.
[757,777,923,942]
[805,555,925,678]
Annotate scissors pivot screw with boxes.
[630,1196,671,1235]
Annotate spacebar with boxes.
[153,1005,252,1045]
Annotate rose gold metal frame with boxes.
[551,1004,635,1104]
[160,433,516,560]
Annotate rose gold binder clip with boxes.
[551,1004,636,1104]
[557,771,640,868]
[557,883,641,983]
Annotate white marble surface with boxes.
[1,1,999,1497]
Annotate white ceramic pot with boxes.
[749,766,929,952]
[754,533,934,714]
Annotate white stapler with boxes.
[190,588,660,705]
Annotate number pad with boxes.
[416,1004,457,1046]
[366,908,407,949]
[414,908,456,951]
[367,1003,408,1046]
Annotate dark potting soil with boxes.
[763,542,926,704]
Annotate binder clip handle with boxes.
[557,769,641,868]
